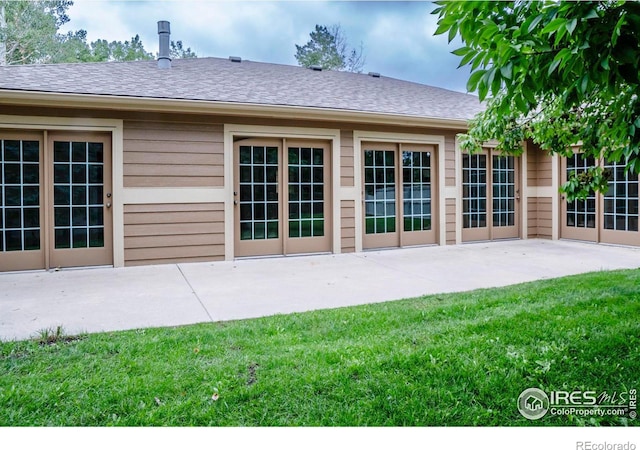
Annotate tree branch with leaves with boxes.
[434,0,640,201]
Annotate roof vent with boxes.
[157,20,171,69]
[310,65,323,72]
[229,56,242,63]
[368,72,381,78]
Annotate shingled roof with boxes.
[0,57,483,121]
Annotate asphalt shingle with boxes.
[0,57,484,121]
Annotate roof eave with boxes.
[0,89,472,130]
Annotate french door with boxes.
[561,154,640,245]
[362,142,437,249]
[0,131,113,271]
[560,153,598,242]
[0,132,44,271]
[49,133,113,268]
[462,149,520,241]
[234,138,331,257]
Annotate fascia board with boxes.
[0,89,471,130]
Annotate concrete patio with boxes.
[1,239,639,341]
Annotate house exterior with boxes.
[1,26,638,272]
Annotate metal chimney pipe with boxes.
[157,20,171,69]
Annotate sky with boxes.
[59,0,471,93]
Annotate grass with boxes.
[1,269,639,426]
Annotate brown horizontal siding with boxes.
[124,152,224,165]
[536,197,553,238]
[124,121,224,188]
[527,143,539,188]
[444,133,457,187]
[341,200,356,252]
[123,202,225,266]
[445,198,456,245]
[527,198,538,238]
[527,142,553,187]
[527,197,553,239]
[341,130,355,187]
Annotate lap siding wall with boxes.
[123,121,224,187]
[526,142,554,239]
[122,120,226,265]
[124,203,225,266]
[340,200,356,253]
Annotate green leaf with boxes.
[548,58,561,76]
[452,46,469,57]
[466,69,486,92]
[514,93,528,113]
[611,13,627,46]
[447,22,459,43]
[542,18,566,34]
[478,78,489,101]
[500,63,513,80]
[434,21,451,37]
[580,75,589,94]
[491,71,502,97]
[583,8,599,20]
[523,87,536,104]
[554,26,568,46]
[566,18,577,35]
[458,49,476,68]
[527,14,544,33]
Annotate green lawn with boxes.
[1,269,639,426]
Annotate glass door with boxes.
[462,149,519,242]
[0,133,45,271]
[285,141,331,254]
[600,159,640,245]
[560,153,598,242]
[48,133,113,268]
[462,152,489,241]
[363,144,399,249]
[491,154,519,239]
[233,139,331,258]
[362,142,437,249]
[234,139,282,257]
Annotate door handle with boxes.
[234,200,238,205]
[106,202,112,208]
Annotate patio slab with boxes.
[1,239,639,341]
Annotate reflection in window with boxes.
[462,153,487,228]
[402,150,431,232]
[603,160,639,232]
[288,147,324,238]
[238,145,279,241]
[1,139,40,252]
[364,150,396,234]
[53,141,105,249]
[566,154,596,229]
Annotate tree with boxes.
[1,0,196,65]
[56,34,197,63]
[433,1,640,200]
[170,40,196,59]
[295,24,365,73]
[0,0,73,65]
